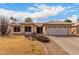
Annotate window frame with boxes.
[25,26,31,32]
[14,26,20,32]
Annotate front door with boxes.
[37,27,43,34]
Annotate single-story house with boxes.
[8,21,72,36]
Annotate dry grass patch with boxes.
[0,35,44,55]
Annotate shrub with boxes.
[32,34,50,43]
[36,36,50,42]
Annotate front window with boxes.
[25,27,31,32]
[14,27,20,32]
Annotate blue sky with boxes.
[0,3,79,23]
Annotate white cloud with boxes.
[0,8,29,18]
[0,4,65,22]
[28,7,36,11]
[29,4,65,19]
[67,15,78,23]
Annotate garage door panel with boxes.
[47,28,68,35]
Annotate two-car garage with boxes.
[45,22,71,36]
[47,27,68,35]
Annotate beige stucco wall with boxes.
[70,26,76,35]
[70,25,79,35]
[10,24,37,35]
[9,23,72,35]
[76,26,79,34]
[43,25,47,35]
[10,25,23,34]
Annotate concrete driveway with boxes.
[48,36,79,55]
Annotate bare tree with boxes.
[0,16,10,36]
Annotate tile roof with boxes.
[45,21,72,25]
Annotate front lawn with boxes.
[0,35,44,55]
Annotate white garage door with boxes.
[47,28,68,35]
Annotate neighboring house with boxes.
[71,23,79,35]
[71,24,76,35]
[8,21,73,36]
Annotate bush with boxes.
[36,36,50,42]
[24,33,50,42]
[32,35,50,43]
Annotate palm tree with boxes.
[64,19,72,22]
[25,17,33,22]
